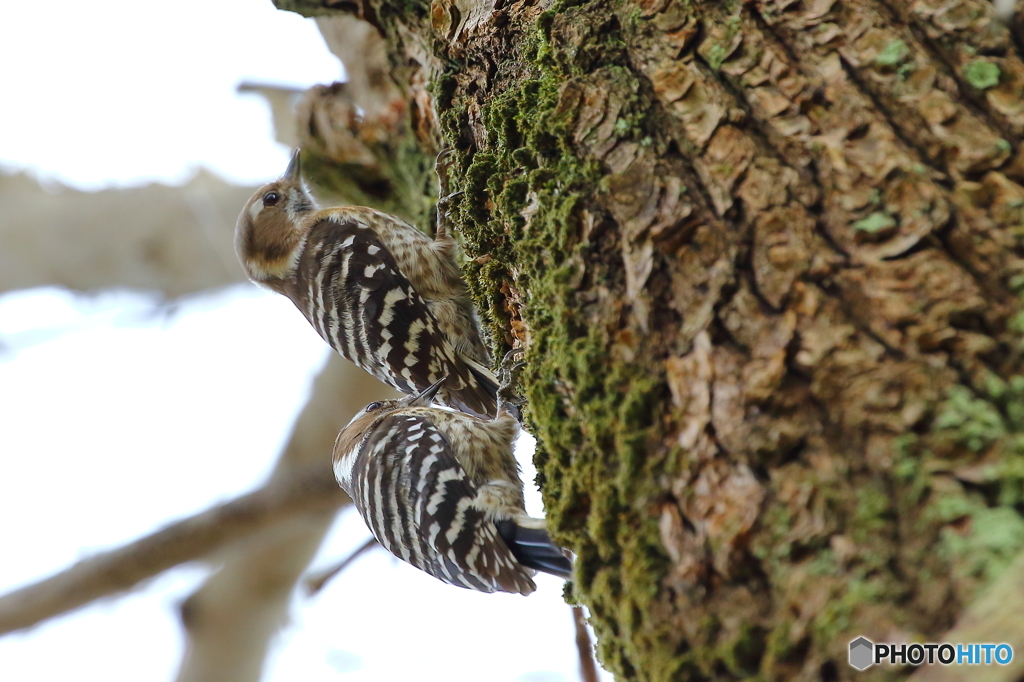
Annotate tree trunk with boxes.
[279,0,1024,679]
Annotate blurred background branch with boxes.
[0,460,341,636]
[573,606,600,682]
[303,537,378,597]
[0,170,253,297]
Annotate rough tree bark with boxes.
[276,0,1024,680]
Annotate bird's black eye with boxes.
[263,191,280,207]
[365,401,384,412]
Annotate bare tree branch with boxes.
[0,170,254,298]
[572,606,600,682]
[0,357,394,640]
[313,15,402,120]
[174,510,338,682]
[303,537,378,596]
[0,470,343,636]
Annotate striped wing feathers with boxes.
[294,219,496,417]
[344,412,536,595]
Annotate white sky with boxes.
[0,0,341,189]
[0,2,609,681]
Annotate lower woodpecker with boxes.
[332,379,572,594]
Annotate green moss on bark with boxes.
[435,3,682,676]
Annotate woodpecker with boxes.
[333,378,572,594]
[235,150,499,417]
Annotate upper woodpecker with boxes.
[235,150,499,417]
[333,379,572,594]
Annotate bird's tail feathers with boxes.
[496,520,573,580]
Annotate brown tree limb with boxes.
[303,536,378,596]
[0,170,254,298]
[572,606,600,682]
[0,471,343,636]
[174,510,339,682]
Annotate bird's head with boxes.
[332,378,448,462]
[235,149,317,287]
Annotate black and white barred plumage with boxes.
[333,381,572,594]
[235,150,499,417]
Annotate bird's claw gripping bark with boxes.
[497,348,526,418]
[437,190,464,215]
[435,147,455,190]
[434,149,463,240]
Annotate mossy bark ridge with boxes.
[278,0,1024,679]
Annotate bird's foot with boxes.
[434,148,460,201]
[433,149,463,240]
[497,348,526,417]
[437,190,464,215]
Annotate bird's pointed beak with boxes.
[282,149,301,181]
[408,377,447,407]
